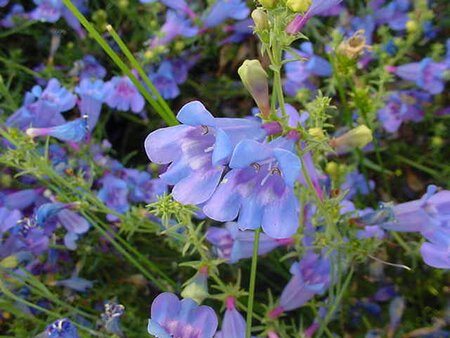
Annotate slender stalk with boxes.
[245,227,261,338]
[61,0,178,126]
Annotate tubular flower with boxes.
[75,78,107,129]
[104,76,145,113]
[149,10,198,48]
[203,138,301,239]
[215,297,246,338]
[26,117,89,143]
[145,101,265,205]
[202,0,250,29]
[147,292,218,338]
[44,318,79,338]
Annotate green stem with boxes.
[245,227,261,338]
[61,0,178,126]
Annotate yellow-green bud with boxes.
[331,125,373,151]
[259,0,277,9]
[286,0,312,13]
[406,20,418,33]
[308,127,325,140]
[238,60,270,118]
[251,9,269,31]
[180,268,209,304]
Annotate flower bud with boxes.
[286,0,312,13]
[1,256,18,269]
[251,9,269,31]
[336,30,370,59]
[308,127,325,140]
[330,125,373,151]
[181,267,209,304]
[259,0,277,9]
[238,60,270,118]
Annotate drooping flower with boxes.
[75,78,107,129]
[149,60,188,99]
[206,222,292,263]
[145,101,265,205]
[202,0,250,29]
[372,0,410,31]
[286,0,343,34]
[377,90,431,132]
[147,292,218,338]
[203,138,301,239]
[26,117,89,143]
[386,58,448,95]
[277,251,331,312]
[215,296,246,338]
[149,10,198,48]
[104,76,145,113]
[70,54,107,80]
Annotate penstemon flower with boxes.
[147,292,218,338]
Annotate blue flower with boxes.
[149,60,188,99]
[123,168,167,203]
[101,301,125,336]
[75,78,107,129]
[145,101,265,205]
[203,138,301,239]
[26,117,89,143]
[72,54,107,79]
[206,222,291,263]
[149,10,198,48]
[278,252,331,312]
[202,0,250,29]
[147,292,218,338]
[215,297,246,338]
[45,318,79,338]
[6,78,76,130]
[387,58,448,94]
[97,174,129,221]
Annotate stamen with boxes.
[251,162,261,172]
[201,125,209,135]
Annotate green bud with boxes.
[251,9,269,31]
[1,256,18,269]
[331,125,373,151]
[286,0,312,13]
[238,60,270,118]
[181,268,209,304]
[259,0,277,9]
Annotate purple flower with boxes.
[6,79,76,130]
[45,318,79,338]
[0,0,9,7]
[147,292,218,338]
[387,58,448,94]
[97,174,129,221]
[377,90,431,132]
[420,241,450,269]
[202,0,250,29]
[104,76,145,113]
[286,0,343,34]
[140,0,196,19]
[215,297,245,338]
[26,117,89,143]
[75,78,107,129]
[1,4,27,28]
[123,168,167,203]
[1,189,40,210]
[150,10,198,48]
[149,60,188,99]
[278,252,331,312]
[341,170,375,199]
[54,276,93,292]
[0,207,22,234]
[145,101,265,205]
[30,0,63,23]
[283,42,332,96]
[203,138,301,239]
[71,55,107,80]
[373,0,410,31]
[206,222,291,263]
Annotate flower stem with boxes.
[246,227,261,338]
